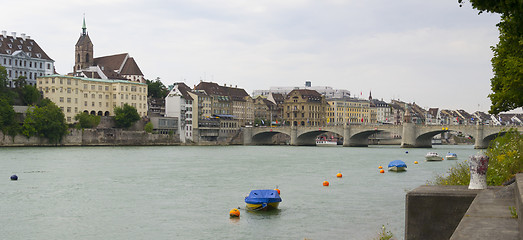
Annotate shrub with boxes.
[144,122,153,133]
[75,112,101,129]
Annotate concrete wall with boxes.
[0,128,180,146]
[405,185,480,240]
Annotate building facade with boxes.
[0,31,54,87]
[37,75,147,123]
[283,89,327,126]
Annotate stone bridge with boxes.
[242,123,522,149]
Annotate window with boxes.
[59,97,64,102]
[67,98,71,103]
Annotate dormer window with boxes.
[10,39,13,42]
[18,45,22,49]
[6,50,11,54]
[8,43,12,48]
[27,46,32,51]
[30,41,33,46]
[36,53,41,58]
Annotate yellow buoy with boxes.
[336,172,342,178]
[323,181,329,186]
[274,188,281,194]
[229,208,240,218]
[414,161,418,164]
[380,169,385,173]
[378,166,383,169]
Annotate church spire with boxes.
[82,15,87,36]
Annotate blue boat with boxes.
[388,160,407,172]
[245,189,282,211]
[446,152,458,160]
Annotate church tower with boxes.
[74,16,94,73]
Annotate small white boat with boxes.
[425,152,443,161]
[316,137,338,146]
[446,152,458,160]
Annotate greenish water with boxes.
[0,145,479,239]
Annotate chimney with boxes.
[11,32,16,38]
[26,35,30,40]
[21,33,26,41]
[1,30,6,38]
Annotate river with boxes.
[0,145,479,239]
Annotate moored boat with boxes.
[245,189,282,211]
[446,152,458,160]
[425,152,443,161]
[316,137,338,146]
[388,160,407,172]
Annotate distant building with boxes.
[165,82,194,142]
[73,18,144,83]
[253,81,350,99]
[283,89,328,126]
[37,75,147,123]
[0,30,55,87]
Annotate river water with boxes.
[1,145,479,239]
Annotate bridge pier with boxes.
[243,127,253,145]
[401,122,417,148]
[343,124,350,147]
[290,126,298,146]
[474,123,488,149]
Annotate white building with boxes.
[0,31,55,87]
[165,82,194,143]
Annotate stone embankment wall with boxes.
[0,129,180,146]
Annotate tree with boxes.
[21,85,41,105]
[22,101,68,143]
[0,97,15,133]
[0,65,8,91]
[459,0,523,114]
[146,78,168,98]
[144,122,154,133]
[74,112,101,129]
[14,76,27,89]
[114,104,140,129]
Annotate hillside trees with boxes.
[22,101,68,143]
[459,0,523,114]
[114,104,140,129]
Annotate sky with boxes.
[2,0,510,113]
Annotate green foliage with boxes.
[74,112,101,129]
[485,129,523,185]
[0,65,8,91]
[510,206,518,218]
[146,78,168,98]
[458,0,523,114]
[114,104,140,129]
[0,97,16,133]
[14,76,27,89]
[144,122,154,133]
[433,129,523,186]
[432,161,471,186]
[22,101,68,143]
[21,85,40,105]
[376,225,394,240]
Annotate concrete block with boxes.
[405,185,480,240]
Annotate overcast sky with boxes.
[2,0,508,113]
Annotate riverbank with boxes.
[0,129,180,146]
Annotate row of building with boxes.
[2,22,522,144]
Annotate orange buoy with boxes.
[378,166,383,169]
[274,188,281,194]
[323,181,329,186]
[380,169,385,173]
[229,208,240,218]
[414,161,418,164]
[336,172,342,178]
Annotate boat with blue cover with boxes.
[388,160,407,172]
[245,189,282,211]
